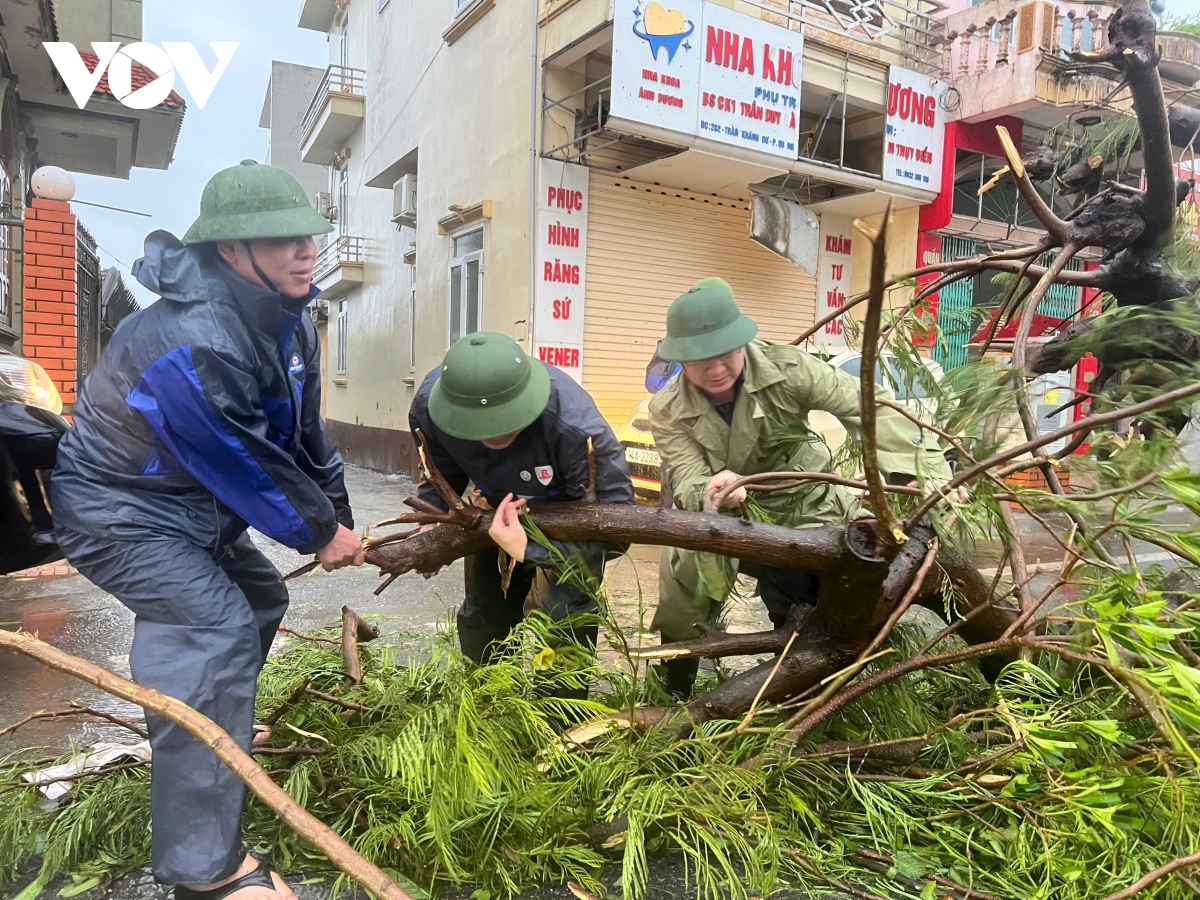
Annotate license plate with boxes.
[625,446,660,466]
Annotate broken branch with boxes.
[857,207,905,547]
[0,628,417,900]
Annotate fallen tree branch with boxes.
[1102,847,1200,900]
[365,504,853,579]
[0,629,416,900]
[0,706,147,741]
[341,605,379,685]
[782,538,939,731]
[2,760,149,796]
[904,379,1200,528]
[303,687,372,714]
[854,848,999,900]
[262,679,311,727]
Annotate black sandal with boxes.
[175,864,279,900]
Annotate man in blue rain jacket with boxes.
[50,161,363,900]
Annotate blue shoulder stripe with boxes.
[126,345,315,547]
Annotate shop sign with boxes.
[534,159,588,383]
[882,66,944,193]
[697,3,803,158]
[610,1,803,160]
[610,0,705,137]
[814,215,854,348]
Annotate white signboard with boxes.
[534,159,589,383]
[883,66,945,193]
[610,0,704,137]
[815,215,854,348]
[697,3,802,158]
[611,1,802,160]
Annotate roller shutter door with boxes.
[584,174,818,427]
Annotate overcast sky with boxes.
[70,0,329,304]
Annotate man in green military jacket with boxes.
[649,278,951,698]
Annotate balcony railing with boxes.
[938,0,1119,80]
[300,65,366,143]
[314,235,365,284]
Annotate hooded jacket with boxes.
[51,231,351,554]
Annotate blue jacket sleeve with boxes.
[126,344,340,554]
[295,328,353,530]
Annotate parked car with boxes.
[0,349,69,574]
[615,348,947,498]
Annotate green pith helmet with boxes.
[428,332,552,441]
[658,278,758,362]
[181,160,334,245]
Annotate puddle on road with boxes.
[0,577,141,755]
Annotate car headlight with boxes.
[0,351,64,415]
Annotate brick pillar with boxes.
[22,198,78,408]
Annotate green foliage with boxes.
[0,762,151,892]
[5,587,1200,900]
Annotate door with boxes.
[935,236,976,371]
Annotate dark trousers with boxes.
[755,564,821,627]
[457,546,601,665]
[55,528,287,886]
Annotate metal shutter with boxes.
[583,174,818,427]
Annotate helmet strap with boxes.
[242,240,280,294]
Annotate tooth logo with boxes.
[632,2,695,63]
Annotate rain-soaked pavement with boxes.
[1,464,1197,899]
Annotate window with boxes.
[337,14,350,68]
[448,229,483,346]
[837,356,929,401]
[335,163,350,237]
[408,261,418,369]
[336,300,348,375]
[378,0,390,10]
[454,0,474,12]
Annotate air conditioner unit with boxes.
[313,191,333,220]
[392,174,417,226]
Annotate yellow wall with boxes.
[847,206,921,325]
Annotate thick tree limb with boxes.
[996,126,1068,244]
[365,505,852,579]
[0,629,416,900]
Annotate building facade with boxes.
[279,0,951,475]
[275,0,1199,477]
[919,0,1199,460]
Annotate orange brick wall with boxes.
[22,198,77,407]
[1005,466,1071,504]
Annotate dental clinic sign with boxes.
[534,159,589,384]
[882,65,944,194]
[44,42,239,110]
[610,1,803,161]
